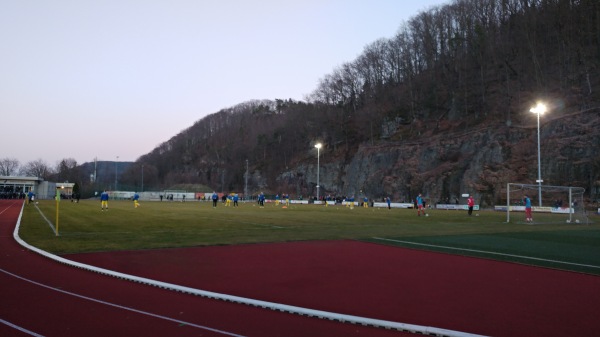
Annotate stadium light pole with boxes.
[315,143,322,201]
[530,102,546,207]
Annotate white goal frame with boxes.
[506,183,589,224]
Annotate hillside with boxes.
[118,0,600,205]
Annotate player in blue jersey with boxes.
[212,191,218,207]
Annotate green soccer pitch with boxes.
[19,199,600,275]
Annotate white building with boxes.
[0,176,74,200]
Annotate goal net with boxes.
[506,183,591,225]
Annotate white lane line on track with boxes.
[0,200,21,216]
[373,237,600,269]
[0,268,247,337]
[0,318,45,337]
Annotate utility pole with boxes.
[115,156,119,191]
[93,157,97,183]
[141,164,144,192]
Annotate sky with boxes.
[1,0,448,167]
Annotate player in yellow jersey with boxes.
[101,190,109,211]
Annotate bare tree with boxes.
[0,158,20,176]
[20,159,53,179]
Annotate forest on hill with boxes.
[113,0,599,205]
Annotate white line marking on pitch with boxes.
[33,203,57,235]
[373,237,600,269]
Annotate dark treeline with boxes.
[121,0,600,199]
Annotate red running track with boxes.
[0,200,414,337]
[3,199,600,336]
[67,239,600,336]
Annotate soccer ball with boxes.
[476,213,480,217]
[425,213,429,217]
[566,219,571,223]
[575,219,580,223]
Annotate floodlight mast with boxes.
[315,143,322,201]
[530,103,547,207]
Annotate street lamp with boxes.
[315,143,322,201]
[530,102,546,207]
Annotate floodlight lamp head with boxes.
[315,143,322,149]
[530,102,547,115]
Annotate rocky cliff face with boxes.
[278,110,599,206]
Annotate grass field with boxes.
[19,199,600,275]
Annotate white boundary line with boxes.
[33,203,57,235]
[0,268,245,337]
[0,318,45,337]
[0,200,20,216]
[373,237,600,269]
[13,202,487,337]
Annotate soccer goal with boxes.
[506,183,591,225]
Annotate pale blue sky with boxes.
[1,0,447,167]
